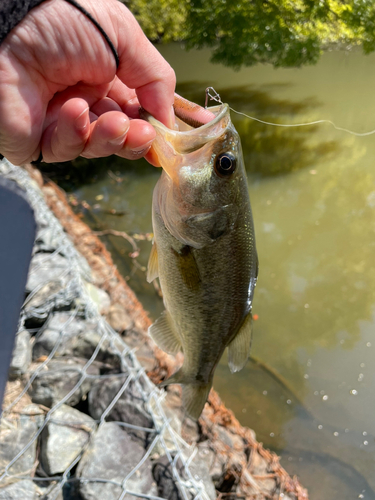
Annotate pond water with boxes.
[65,45,375,500]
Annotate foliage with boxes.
[184,0,375,69]
[124,0,187,42]
[341,0,375,54]
[125,0,375,69]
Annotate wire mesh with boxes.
[0,159,212,500]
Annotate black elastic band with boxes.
[64,0,120,68]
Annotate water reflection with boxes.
[177,81,339,176]
[216,354,375,499]
[39,48,375,500]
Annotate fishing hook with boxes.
[205,87,222,108]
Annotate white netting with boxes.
[0,160,213,500]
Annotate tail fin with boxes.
[159,370,212,420]
[182,382,212,420]
[159,368,185,388]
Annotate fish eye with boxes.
[214,152,237,177]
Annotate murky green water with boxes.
[67,46,375,499]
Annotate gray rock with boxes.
[121,329,157,373]
[9,330,31,380]
[35,481,82,500]
[106,303,133,332]
[153,445,216,500]
[29,358,100,407]
[0,480,37,499]
[88,375,153,445]
[33,222,92,278]
[83,282,111,315]
[147,394,182,455]
[32,313,92,359]
[33,313,121,369]
[187,443,217,500]
[35,482,64,500]
[0,419,37,477]
[40,405,96,475]
[26,253,71,293]
[34,227,61,253]
[77,422,157,500]
[153,455,185,500]
[216,425,245,451]
[20,404,46,429]
[24,281,70,315]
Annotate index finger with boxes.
[113,4,176,128]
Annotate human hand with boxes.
[0,0,176,164]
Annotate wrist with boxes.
[0,0,46,46]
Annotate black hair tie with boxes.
[64,0,120,68]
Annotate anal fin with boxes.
[148,310,181,355]
[146,242,159,283]
[228,312,253,374]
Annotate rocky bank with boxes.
[0,161,308,500]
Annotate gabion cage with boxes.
[0,159,213,500]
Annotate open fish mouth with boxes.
[142,94,231,156]
[173,93,218,129]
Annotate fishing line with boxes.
[205,86,375,137]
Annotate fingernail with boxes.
[130,140,153,156]
[109,131,127,146]
[109,118,129,146]
[167,105,175,130]
[75,107,89,130]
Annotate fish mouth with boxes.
[172,103,230,154]
[173,93,218,129]
[143,96,231,156]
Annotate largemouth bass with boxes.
[145,95,258,419]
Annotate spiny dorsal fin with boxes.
[148,311,181,355]
[228,312,253,373]
[146,242,159,283]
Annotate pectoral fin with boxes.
[146,242,159,283]
[148,311,181,355]
[172,245,201,291]
[228,312,253,373]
